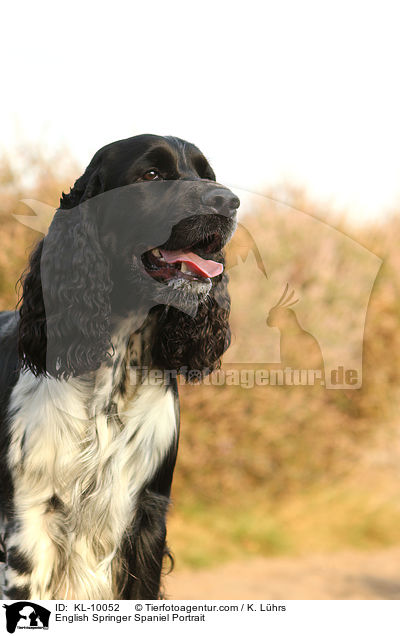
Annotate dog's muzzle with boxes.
[141,182,239,287]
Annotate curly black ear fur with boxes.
[18,170,112,379]
[18,241,47,375]
[60,162,105,210]
[152,272,231,380]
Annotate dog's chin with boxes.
[150,273,212,317]
[165,274,212,295]
[124,257,214,319]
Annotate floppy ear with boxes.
[18,240,47,375]
[19,176,112,379]
[152,272,231,380]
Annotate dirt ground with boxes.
[166,548,400,599]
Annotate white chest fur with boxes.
[6,370,177,599]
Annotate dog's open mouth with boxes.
[142,232,224,283]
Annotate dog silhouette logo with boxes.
[2,602,50,633]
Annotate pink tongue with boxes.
[160,249,223,278]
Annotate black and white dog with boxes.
[0,135,239,600]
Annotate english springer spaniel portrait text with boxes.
[0,135,239,599]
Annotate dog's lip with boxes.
[160,230,225,255]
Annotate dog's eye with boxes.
[142,170,162,181]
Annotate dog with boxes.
[0,134,239,600]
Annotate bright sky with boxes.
[1,0,400,222]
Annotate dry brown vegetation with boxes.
[1,149,400,569]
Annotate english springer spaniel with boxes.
[0,135,239,600]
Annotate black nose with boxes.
[202,187,240,217]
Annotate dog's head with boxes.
[18,135,239,379]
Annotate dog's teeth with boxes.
[180,263,190,273]
[152,248,162,258]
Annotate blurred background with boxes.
[1,0,400,599]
